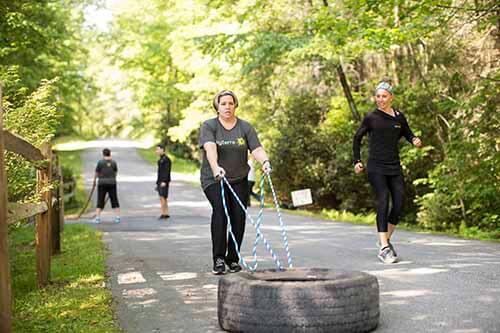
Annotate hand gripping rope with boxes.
[220,173,293,272]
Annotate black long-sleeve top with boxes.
[157,154,171,184]
[353,109,416,175]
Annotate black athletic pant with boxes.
[204,179,248,263]
[97,184,120,209]
[247,180,261,207]
[367,173,404,232]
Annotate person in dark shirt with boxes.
[199,90,272,275]
[94,148,120,224]
[155,144,171,220]
[353,80,422,264]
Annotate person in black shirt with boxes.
[353,80,422,264]
[199,90,272,275]
[94,148,120,224]
[155,144,171,219]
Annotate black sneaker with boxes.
[228,262,242,273]
[378,246,397,264]
[212,258,226,275]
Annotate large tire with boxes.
[218,268,379,333]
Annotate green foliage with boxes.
[0,0,93,136]
[321,209,376,226]
[137,147,199,175]
[99,0,193,142]
[1,0,96,203]
[57,149,87,214]
[4,79,60,143]
[269,92,372,210]
[3,80,61,202]
[142,0,496,237]
[416,77,500,232]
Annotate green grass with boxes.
[283,207,500,242]
[52,135,94,145]
[9,224,119,332]
[137,148,199,175]
[281,207,375,226]
[56,149,87,215]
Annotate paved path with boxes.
[75,140,500,333]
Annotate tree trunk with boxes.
[353,58,366,92]
[336,64,361,122]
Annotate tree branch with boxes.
[434,4,499,13]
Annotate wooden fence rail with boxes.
[63,178,76,204]
[0,83,65,333]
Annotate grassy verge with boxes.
[10,224,119,332]
[283,207,500,242]
[52,135,94,145]
[56,149,87,215]
[137,148,199,175]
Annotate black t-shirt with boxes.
[157,154,171,184]
[199,117,261,190]
[95,159,118,185]
[353,109,416,175]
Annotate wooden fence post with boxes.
[36,144,52,287]
[58,160,64,233]
[0,83,13,332]
[51,154,60,255]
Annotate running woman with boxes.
[199,90,272,275]
[353,80,422,263]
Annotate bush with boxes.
[415,78,500,234]
[269,93,373,211]
[3,79,61,203]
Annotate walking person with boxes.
[353,79,422,263]
[94,148,121,224]
[199,90,272,275]
[155,144,171,219]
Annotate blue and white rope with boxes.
[221,177,282,271]
[220,173,293,272]
[265,173,293,269]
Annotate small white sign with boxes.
[291,189,313,207]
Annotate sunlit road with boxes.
[74,140,500,333]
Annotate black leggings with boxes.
[247,181,261,207]
[368,173,404,233]
[204,180,248,263]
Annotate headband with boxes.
[375,82,393,95]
